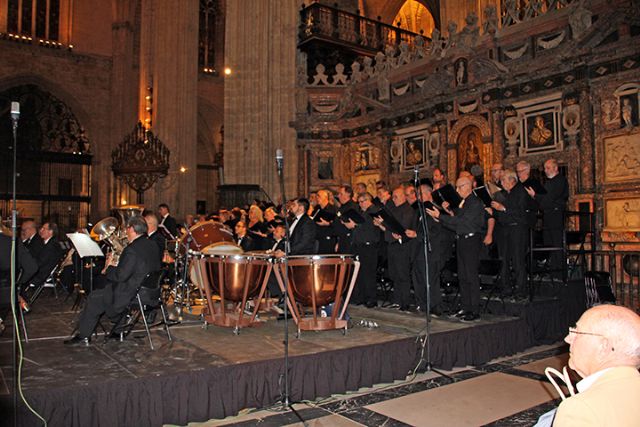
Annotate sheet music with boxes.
[66,232,104,258]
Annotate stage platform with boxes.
[1,294,568,427]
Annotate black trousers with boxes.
[457,235,482,313]
[77,284,130,338]
[388,241,412,307]
[352,243,378,305]
[498,225,529,296]
[412,240,445,310]
[317,237,337,255]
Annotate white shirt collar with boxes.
[43,237,52,245]
[576,368,613,393]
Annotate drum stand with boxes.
[172,227,200,319]
[413,166,452,380]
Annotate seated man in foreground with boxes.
[65,217,161,346]
[553,304,640,426]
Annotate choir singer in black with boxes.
[426,176,485,322]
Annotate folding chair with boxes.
[26,248,70,306]
[106,270,172,350]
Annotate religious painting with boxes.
[354,145,371,172]
[457,125,482,173]
[604,133,640,183]
[317,157,333,180]
[402,134,427,170]
[620,93,639,128]
[513,95,563,154]
[605,198,640,231]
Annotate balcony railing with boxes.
[299,3,422,54]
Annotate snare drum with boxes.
[273,254,360,333]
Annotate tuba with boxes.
[91,216,127,264]
[91,206,144,263]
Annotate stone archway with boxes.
[0,84,92,230]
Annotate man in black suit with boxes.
[31,222,64,287]
[144,211,166,263]
[374,186,417,311]
[234,220,255,252]
[491,169,530,299]
[527,158,569,279]
[406,182,455,316]
[65,217,161,345]
[20,220,44,259]
[427,176,486,322]
[280,198,316,256]
[335,185,358,254]
[344,192,379,307]
[158,203,178,238]
[314,189,337,254]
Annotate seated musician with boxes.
[31,222,64,287]
[144,211,166,262]
[64,217,161,346]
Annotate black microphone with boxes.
[276,148,284,177]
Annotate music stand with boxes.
[67,232,104,294]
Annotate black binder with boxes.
[339,209,365,224]
[473,186,493,208]
[434,184,462,207]
[313,209,337,223]
[369,209,406,235]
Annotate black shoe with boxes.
[430,305,443,318]
[449,309,466,318]
[64,335,90,346]
[460,312,480,322]
[387,303,401,309]
[399,305,411,312]
[365,301,378,308]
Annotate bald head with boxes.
[566,305,640,378]
[455,176,473,198]
[392,186,407,207]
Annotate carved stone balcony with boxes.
[298,3,422,57]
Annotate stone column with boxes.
[107,1,138,213]
[149,0,199,218]
[224,0,299,199]
[578,88,594,192]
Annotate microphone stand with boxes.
[177,224,197,319]
[10,104,19,427]
[413,166,451,380]
[275,154,305,425]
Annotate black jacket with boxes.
[106,235,161,312]
[23,233,45,259]
[160,215,178,238]
[33,237,64,285]
[439,193,486,236]
[0,233,38,287]
[289,214,317,255]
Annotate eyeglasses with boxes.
[568,326,604,337]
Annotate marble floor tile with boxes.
[365,372,557,427]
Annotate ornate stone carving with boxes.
[604,133,640,183]
[504,115,521,160]
[390,138,402,173]
[562,102,581,147]
[483,5,499,36]
[444,21,458,51]
[503,43,528,60]
[429,28,445,57]
[459,12,480,48]
[601,98,620,127]
[397,41,412,67]
[350,61,363,83]
[537,31,566,50]
[332,63,348,85]
[311,64,330,85]
[569,1,593,40]
[605,198,640,231]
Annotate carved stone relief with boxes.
[605,198,640,231]
[604,132,640,183]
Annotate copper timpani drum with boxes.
[195,251,273,333]
[179,220,234,254]
[274,254,360,335]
